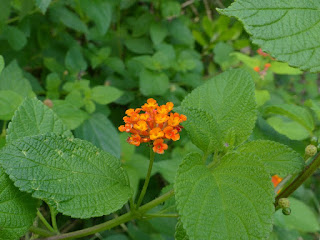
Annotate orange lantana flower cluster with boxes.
[118,98,187,154]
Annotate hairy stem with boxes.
[136,148,155,207]
[37,190,174,240]
[275,152,320,208]
[37,210,55,233]
[49,205,59,233]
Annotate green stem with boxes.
[275,152,320,209]
[37,210,55,233]
[49,205,59,233]
[29,226,55,237]
[136,148,155,208]
[143,213,178,219]
[38,190,174,240]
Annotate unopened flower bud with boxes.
[282,207,291,215]
[278,198,290,208]
[305,144,317,158]
[43,99,53,108]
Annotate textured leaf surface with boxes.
[0,167,38,240]
[0,133,132,218]
[75,113,120,158]
[35,0,52,13]
[0,90,23,120]
[7,98,72,143]
[175,152,274,240]
[178,69,256,154]
[219,0,320,72]
[238,140,304,175]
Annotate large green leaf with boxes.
[178,69,256,155]
[0,167,38,240]
[219,0,320,72]
[238,140,304,175]
[0,133,132,218]
[0,91,23,120]
[7,98,72,143]
[75,113,120,158]
[175,152,274,240]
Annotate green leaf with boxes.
[255,90,270,107]
[161,1,181,18]
[125,38,153,54]
[35,0,52,14]
[219,0,320,72]
[0,133,132,218]
[269,62,302,75]
[267,116,310,141]
[178,69,256,154]
[175,220,189,240]
[231,52,261,68]
[75,113,120,158]
[175,152,274,240]
[213,42,238,70]
[274,198,320,233]
[168,19,193,46]
[0,167,38,240]
[0,91,23,120]
[139,69,169,96]
[0,55,4,74]
[305,99,320,120]
[238,140,304,175]
[79,0,112,35]
[264,104,314,133]
[6,98,72,143]
[52,100,89,130]
[65,45,87,72]
[3,26,27,51]
[50,6,88,33]
[154,158,181,183]
[150,22,168,45]
[91,86,123,105]
[0,60,34,97]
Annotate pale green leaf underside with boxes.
[264,104,314,132]
[175,152,274,240]
[238,140,304,175]
[7,98,72,143]
[179,69,256,154]
[219,0,320,72]
[0,133,132,218]
[0,167,38,240]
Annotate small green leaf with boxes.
[219,0,320,72]
[139,69,169,96]
[213,42,238,70]
[274,198,320,233]
[52,100,89,130]
[238,140,304,175]
[161,1,181,18]
[255,90,270,107]
[150,22,168,45]
[91,86,123,105]
[178,69,256,154]
[305,99,320,120]
[265,104,314,133]
[3,26,27,51]
[168,19,193,46]
[0,133,132,218]
[78,0,112,35]
[0,91,23,120]
[125,38,153,54]
[0,168,38,240]
[75,113,120,158]
[65,45,87,72]
[35,0,52,14]
[7,98,72,143]
[175,152,274,240]
[231,52,261,68]
[269,62,302,75]
[0,60,34,97]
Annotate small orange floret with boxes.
[127,134,141,146]
[272,175,282,188]
[119,99,186,154]
[253,66,260,72]
[163,126,180,141]
[264,63,271,68]
[257,48,269,57]
[134,121,148,131]
[150,127,164,140]
[153,139,168,154]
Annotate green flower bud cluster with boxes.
[278,198,291,216]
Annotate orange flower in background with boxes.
[272,175,283,188]
[119,98,187,154]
